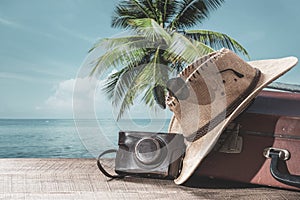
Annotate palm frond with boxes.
[89,37,154,76]
[134,48,160,83]
[156,0,178,27]
[112,0,157,29]
[141,0,160,22]
[104,64,144,106]
[165,31,214,64]
[102,66,135,101]
[128,18,172,45]
[137,47,168,109]
[104,48,167,119]
[169,0,224,30]
[142,85,156,107]
[131,0,153,18]
[115,62,156,120]
[89,35,144,53]
[104,64,148,120]
[103,68,128,100]
[90,19,175,77]
[90,48,146,76]
[116,84,139,120]
[184,29,250,59]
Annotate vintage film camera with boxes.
[115,131,186,179]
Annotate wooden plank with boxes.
[0,159,299,200]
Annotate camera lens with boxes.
[135,137,164,165]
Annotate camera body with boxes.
[115,131,185,179]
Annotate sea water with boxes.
[0,119,170,158]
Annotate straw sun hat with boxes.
[166,48,298,185]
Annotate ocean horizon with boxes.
[0,118,170,158]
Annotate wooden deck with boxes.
[0,159,299,200]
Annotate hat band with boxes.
[185,68,261,142]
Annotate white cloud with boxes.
[45,79,75,111]
[37,77,112,118]
[38,76,171,119]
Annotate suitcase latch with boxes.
[215,123,243,154]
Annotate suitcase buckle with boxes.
[263,147,290,161]
[216,123,243,154]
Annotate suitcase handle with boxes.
[264,147,300,188]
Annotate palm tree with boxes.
[89,0,249,119]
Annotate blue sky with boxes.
[1,0,300,119]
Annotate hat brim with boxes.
[168,56,298,185]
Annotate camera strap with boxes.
[97,149,125,179]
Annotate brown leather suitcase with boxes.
[195,90,300,190]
